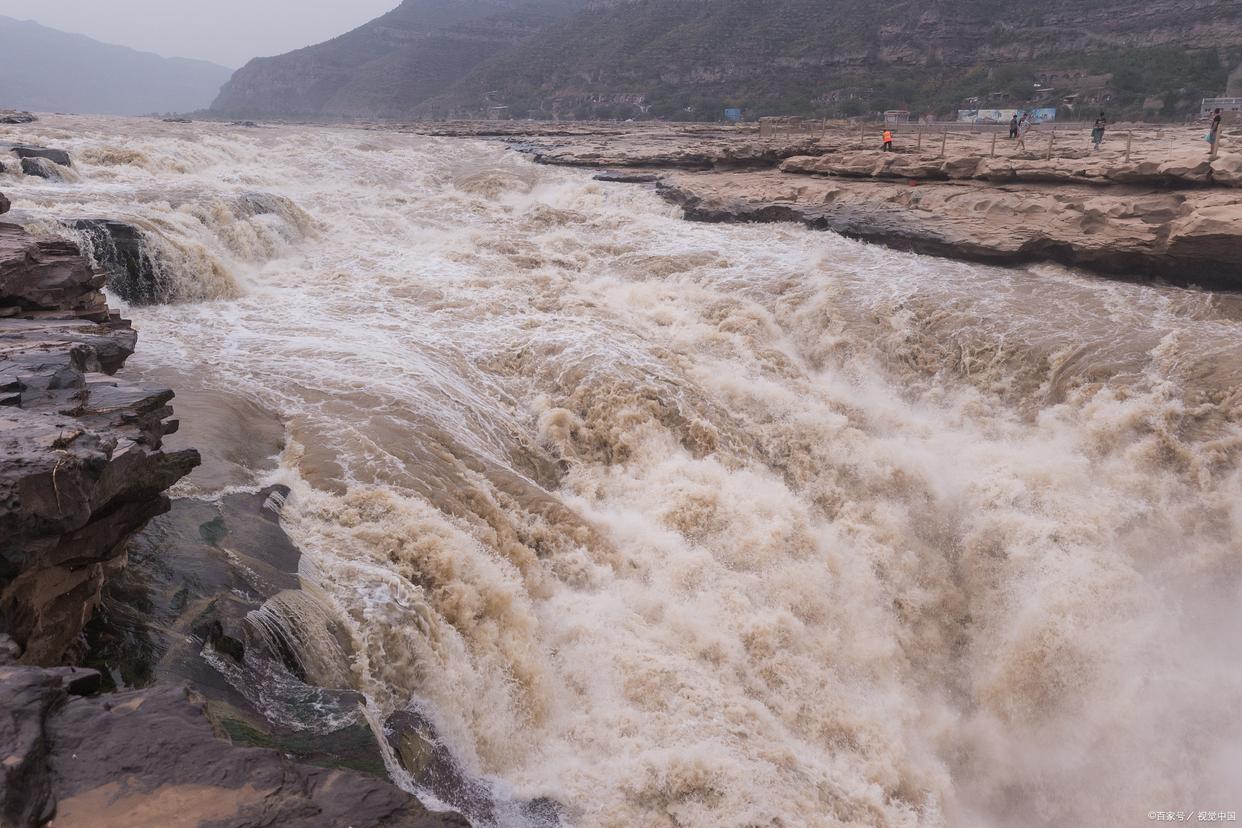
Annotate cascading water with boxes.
[3,114,1240,828]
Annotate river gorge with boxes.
[3,115,1241,827]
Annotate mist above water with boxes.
[4,115,1241,827]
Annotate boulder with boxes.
[19,157,68,180]
[0,192,9,215]
[0,111,37,125]
[8,145,73,168]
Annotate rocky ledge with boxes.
[0,215,200,666]
[0,644,464,828]
[657,169,1242,287]
[446,122,1242,287]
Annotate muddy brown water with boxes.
[4,114,1241,828]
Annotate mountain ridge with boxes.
[211,0,587,119]
[0,15,233,116]
[209,0,1242,121]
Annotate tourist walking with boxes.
[882,128,893,152]
[1009,113,1019,139]
[1209,108,1223,147]
[1091,112,1107,151]
[1015,114,1031,151]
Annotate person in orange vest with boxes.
[882,128,893,152]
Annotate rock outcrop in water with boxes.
[67,219,164,305]
[0,219,199,666]
[3,144,75,182]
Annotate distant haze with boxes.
[0,0,399,68]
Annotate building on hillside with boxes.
[958,107,1056,124]
[1202,97,1242,116]
[883,110,910,125]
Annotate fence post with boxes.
[990,130,997,158]
[940,130,948,158]
[1124,131,1133,163]
[1046,131,1055,160]
[916,130,923,151]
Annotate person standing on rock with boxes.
[882,128,893,152]
[1210,108,1223,147]
[1009,113,1019,140]
[1092,112,1107,151]
[1016,114,1032,151]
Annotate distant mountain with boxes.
[209,0,1242,122]
[210,0,586,120]
[0,16,233,116]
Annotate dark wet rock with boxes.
[8,145,72,168]
[0,192,9,215]
[67,219,165,305]
[231,120,259,128]
[18,157,67,180]
[386,708,565,827]
[0,222,199,665]
[161,117,193,123]
[0,111,37,125]
[82,489,391,780]
[0,659,467,828]
[593,170,660,184]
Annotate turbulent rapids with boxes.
[4,115,1241,828]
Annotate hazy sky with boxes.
[0,0,399,68]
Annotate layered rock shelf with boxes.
[407,122,1242,288]
[656,170,1242,285]
[0,216,200,666]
